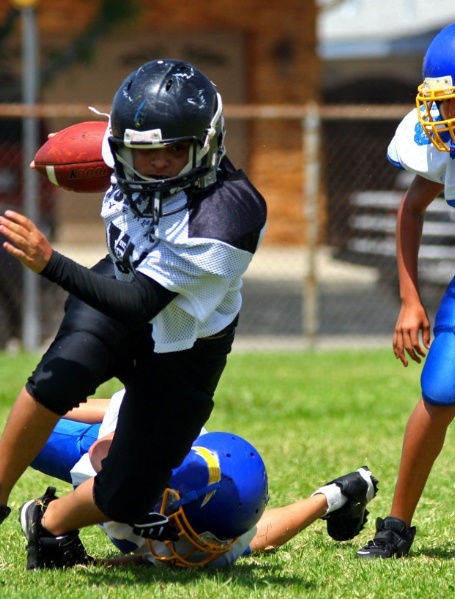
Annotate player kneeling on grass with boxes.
[27,390,379,569]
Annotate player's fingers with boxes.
[0,219,28,247]
[0,214,50,273]
[395,326,421,365]
[0,213,35,242]
[0,212,46,246]
[392,332,403,360]
[393,326,408,363]
[394,350,408,367]
[393,334,408,366]
[2,210,30,227]
[409,323,428,355]
[405,327,426,364]
[0,221,43,257]
[2,241,27,264]
[421,323,431,350]
[2,239,47,273]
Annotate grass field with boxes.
[0,348,454,598]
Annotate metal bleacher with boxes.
[347,188,455,286]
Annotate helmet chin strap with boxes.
[171,481,221,510]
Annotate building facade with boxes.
[1,0,320,244]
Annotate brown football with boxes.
[32,121,113,193]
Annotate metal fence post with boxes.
[21,5,41,350]
[302,103,320,347]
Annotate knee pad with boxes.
[26,335,111,415]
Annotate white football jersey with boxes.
[387,107,455,204]
[100,169,266,353]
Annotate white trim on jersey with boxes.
[101,179,265,352]
[388,108,455,201]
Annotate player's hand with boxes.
[393,301,431,367]
[131,512,179,542]
[0,210,52,273]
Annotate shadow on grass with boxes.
[70,559,319,591]
[415,544,455,560]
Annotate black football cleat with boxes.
[356,516,416,559]
[19,486,93,570]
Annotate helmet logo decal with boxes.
[133,99,147,128]
[192,446,221,507]
[187,90,208,110]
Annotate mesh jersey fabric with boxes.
[101,162,267,352]
[387,107,455,203]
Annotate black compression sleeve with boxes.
[40,251,177,327]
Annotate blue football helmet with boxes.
[416,23,455,153]
[148,431,269,567]
[107,59,225,222]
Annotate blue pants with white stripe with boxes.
[31,419,100,484]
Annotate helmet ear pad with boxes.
[112,145,135,180]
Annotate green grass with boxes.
[1,348,454,598]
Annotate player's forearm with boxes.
[41,251,176,326]
[396,176,443,305]
[396,198,424,305]
[249,495,327,552]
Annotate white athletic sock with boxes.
[311,483,347,516]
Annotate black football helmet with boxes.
[108,59,225,221]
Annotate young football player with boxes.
[0,59,267,568]
[357,23,455,559]
[29,390,379,569]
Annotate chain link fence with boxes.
[0,103,450,351]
